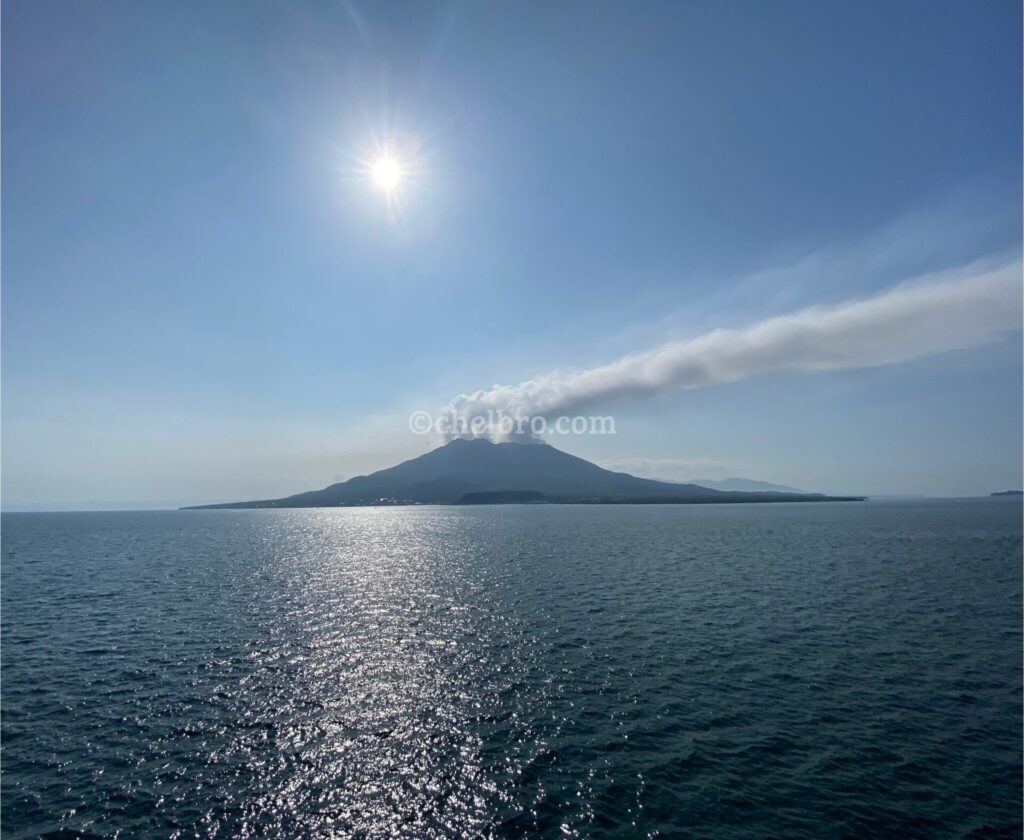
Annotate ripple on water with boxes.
[1,500,1021,838]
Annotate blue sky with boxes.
[2,0,1021,506]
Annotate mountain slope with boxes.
[187,439,738,508]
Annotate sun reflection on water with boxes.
[213,509,537,837]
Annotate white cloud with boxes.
[444,259,1022,439]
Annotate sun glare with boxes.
[348,134,425,218]
[371,155,402,191]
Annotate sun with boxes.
[371,155,402,191]
[346,135,425,217]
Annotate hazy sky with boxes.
[3,0,1021,507]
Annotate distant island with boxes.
[675,477,809,494]
[184,439,864,509]
[990,490,1023,497]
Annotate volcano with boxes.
[185,438,861,508]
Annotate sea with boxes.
[2,500,1021,838]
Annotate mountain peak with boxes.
[444,436,546,448]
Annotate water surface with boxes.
[2,501,1021,837]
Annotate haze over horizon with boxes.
[3,0,1022,507]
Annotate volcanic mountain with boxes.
[185,438,860,508]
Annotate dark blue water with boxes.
[2,500,1021,838]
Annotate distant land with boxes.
[681,477,809,494]
[990,490,1023,497]
[185,439,864,509]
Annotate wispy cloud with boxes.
[444,260,1021,439]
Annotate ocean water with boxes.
[2,500,1021,839]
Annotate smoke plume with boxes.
[444,261,1021,440]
